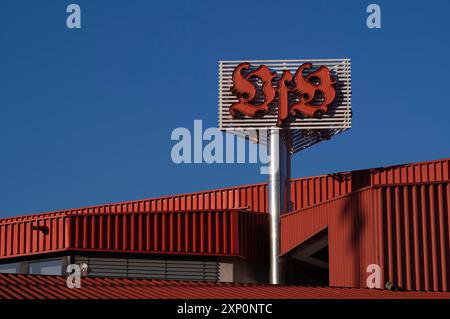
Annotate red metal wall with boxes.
[0,158,448,290]
[377,182,450,292]
[290,157,449,211]
[0,210,268,261]
[281,187,378,288]
[0,214,69,259]
[281,181,450,292]
[1,158,447,224]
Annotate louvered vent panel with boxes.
[219,59,352,153]
[75,256,219,282]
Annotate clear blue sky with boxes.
[1,0,449,217]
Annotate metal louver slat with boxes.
[74,255,219,282]
[218,59,352,153]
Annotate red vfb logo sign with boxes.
[230,63,336,126]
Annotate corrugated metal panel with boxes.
[281,181,450,292]
[281,187,377,289]
[371,159,450,185]
[377,183,450,292]
[0,184,269,221]
[0,210,268,261]
[2,158,447,225]
[68,210,244,257]
[289,157,449,211]
[0,215,69,258]
[0,157,448,281]
[0,159,447,224]
[1,273,449,299]
[239,212,269,262]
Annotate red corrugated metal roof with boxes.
[0,273,449,299]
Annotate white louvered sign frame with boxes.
[218,58,352,153]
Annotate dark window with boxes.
[29,259,62,275]
[0,262,20,274]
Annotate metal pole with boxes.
[268,128,281,284]
[279,130,292,214]
[268,128,291,285]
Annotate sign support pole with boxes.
[268,128,291,284]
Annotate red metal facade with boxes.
[0,210,268,261]
[290,157,449,211]
[281,181,450,292]
[281,187,377,288]
[1,273,449,299]
[0,157,449,292]
[377,182,450,292]
[1,158,447,224]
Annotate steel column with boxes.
[268,128,291,284]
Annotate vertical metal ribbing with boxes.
[268,128,291,284]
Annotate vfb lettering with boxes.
[230,63,336,126]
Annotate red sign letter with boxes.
[229,63,276,118]
[229,63,336,125]
[289,63,336,118]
